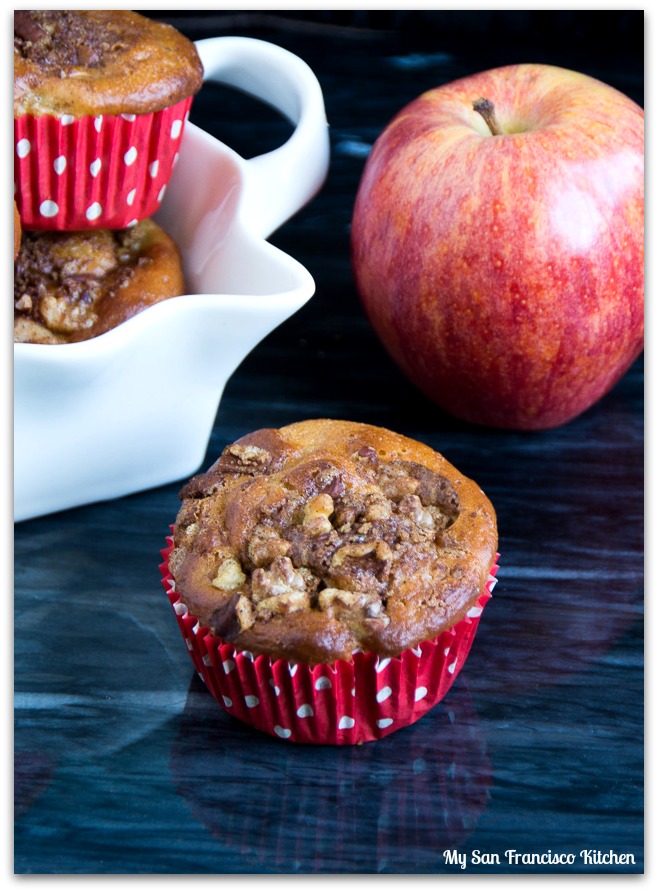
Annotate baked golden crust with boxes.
[14,10,203,117]
[169,420,498,663]
[14,219,185,344]
[14,202,21,260]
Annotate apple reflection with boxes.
[476,392,643,693]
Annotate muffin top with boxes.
[14,10,204,117]
[169,419,498,663]
[14,218,185,344]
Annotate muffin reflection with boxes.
[170,674,491,872]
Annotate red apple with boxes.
[351,64,644,430]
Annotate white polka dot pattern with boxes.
[14,96,194,230]
[39,200,59,218]
[161,535,500,746]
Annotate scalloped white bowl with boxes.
[14,36,330,522]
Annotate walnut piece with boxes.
[235,595,255,630]
[211,443,273,479]
[317,587,390,626]
[251,556,306,603]
[227,444,270,465]
[302,492,334,536]
[212,558,246,591]
[256,590,309,618]
[399,494,435,530]
[247,525,291,567]
[331,540,392,567]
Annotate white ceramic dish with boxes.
[14,36,330,522]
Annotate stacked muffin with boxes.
[13,10,203,343]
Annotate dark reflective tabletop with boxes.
[14,10,643,875]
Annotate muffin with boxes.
[14,218,185,344]
[14,10,203,230]
[161,419,499,744]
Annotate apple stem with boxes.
[473,98,503,136]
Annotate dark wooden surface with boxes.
[14,10,643,875]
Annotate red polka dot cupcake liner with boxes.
[14,96,193,231]
[160,533,499,745]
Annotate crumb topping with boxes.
[168,421,497,663]
[14,224,151,337]
[15,11,132,72]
